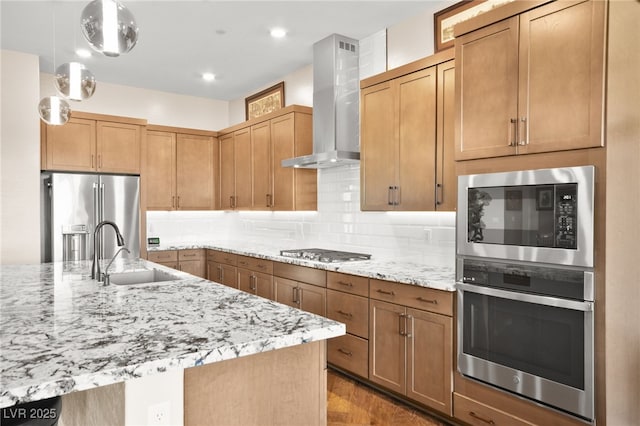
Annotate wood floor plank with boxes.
[327,369,450,426]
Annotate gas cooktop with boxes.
[280,248,372,263]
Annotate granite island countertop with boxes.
[0,259,345,408]
[148,241,457,292]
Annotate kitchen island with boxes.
[0,259,345,425]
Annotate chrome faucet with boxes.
[102,247,131,286]
[91,221,125,281]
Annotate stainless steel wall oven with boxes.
[456,166,596,422]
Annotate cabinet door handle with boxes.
[388,186,393,206]
[405,314,413,338]
[292,287,300,304]
[394,186,400,206]
[229,196,234,209]
[376,289,395,296]
[98,155,102,169]
[417,296,438,305]
[509,118,518,147]
[469,411,496,425]
[399,312,406,336]
[266,194,272,208]
[435,183,442,206]
[172,196,175,208]
[338,348,353,357]
[91,154,95,168]
[519,117,528,146]
[337,310,353,318]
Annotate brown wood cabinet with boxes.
[148,249,205,278]
[237,255,274,299]
[217,106,316,211]
[369,279,453,416]
[360,51,455,211]
[273,262,327,316]
[145,126,218,210]
[206,250,238,288]
[326,271,370,379]
[455,0,606,160]
[42,112,144,174]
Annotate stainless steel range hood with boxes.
[281,34,360,169]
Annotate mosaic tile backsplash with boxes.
[147,164,456,266]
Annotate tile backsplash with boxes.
[147,164,456,266]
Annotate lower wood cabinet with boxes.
[327,334,368,378]
[273,276,325,316]
[206,250,238,288]
[369,280,453,416]
[454,393,534,426]
[148,249,206,278]
[238,268,273,300]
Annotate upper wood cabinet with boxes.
[217,105,316,211]
[455,0,606,160]
[41,112,144,174]
[145,125,218,210]
[360,51,456,211]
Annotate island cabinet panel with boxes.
[42,112,145,174]
[145,126,218,211]
[217,105,316,211]
[455,0,606,160]
[368,279,453,416]
[361,52,455,211]
[184,340,327,426]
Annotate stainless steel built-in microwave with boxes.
[457,166,595,268]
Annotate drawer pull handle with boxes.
[469,411,495,425]
[258,264,266,269]
[337,310,353,318]
[338,348,353,357]
[183,253,197,257]
[417,297,438,304]
[376,289,395,296]
[337,280,353,287]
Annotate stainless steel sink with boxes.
[108,269,179,285]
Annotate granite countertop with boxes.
[148,241,457,292]
[0,259,345,408]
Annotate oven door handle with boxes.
[456,282,593,312]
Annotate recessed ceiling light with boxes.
[270,28,287,39]
[202,72,216,82]
[75,48,92,58]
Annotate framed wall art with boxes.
[245,81,285,120]
[433,0,515,52]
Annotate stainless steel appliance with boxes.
[280,248,371,263]
[457,166,595,268]
[456,166,596,422]
[41,172,140,263]
[457,258,594,420]
[281,34,360,168]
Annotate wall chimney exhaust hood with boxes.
[281,34,360,169]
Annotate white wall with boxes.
[0,50,41,264]
[40,73,228,130]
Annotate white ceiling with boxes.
[1,1,450,101]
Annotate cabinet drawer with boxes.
[211,250,237,266]
[326,289,368,339]
[237,255,273,274]
[328,334,368,378]
[148,250,178,262]
[370,279,453,316]
[454,393,534,426]
[179,249,204,261]
[273,262,326,287]
[327,271,369,297]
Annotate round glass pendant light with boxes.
[55,62,96,101]
[38,96,71,126]
[80,0,139,57]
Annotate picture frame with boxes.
[536,187,554,211]
[505,189,522,211]
[433,0,515,52]
[245,81,285,120]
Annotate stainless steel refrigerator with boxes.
[41,172,140,263]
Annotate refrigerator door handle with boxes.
[93,183,100,259]
[99,183,106,259]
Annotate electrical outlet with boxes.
[148,401,170,426]
[423,228,432,242]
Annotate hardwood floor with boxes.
[327,369,451,426]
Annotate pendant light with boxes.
[80,0,139,57]
[55,62,97,101]
[39,3,71,126]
